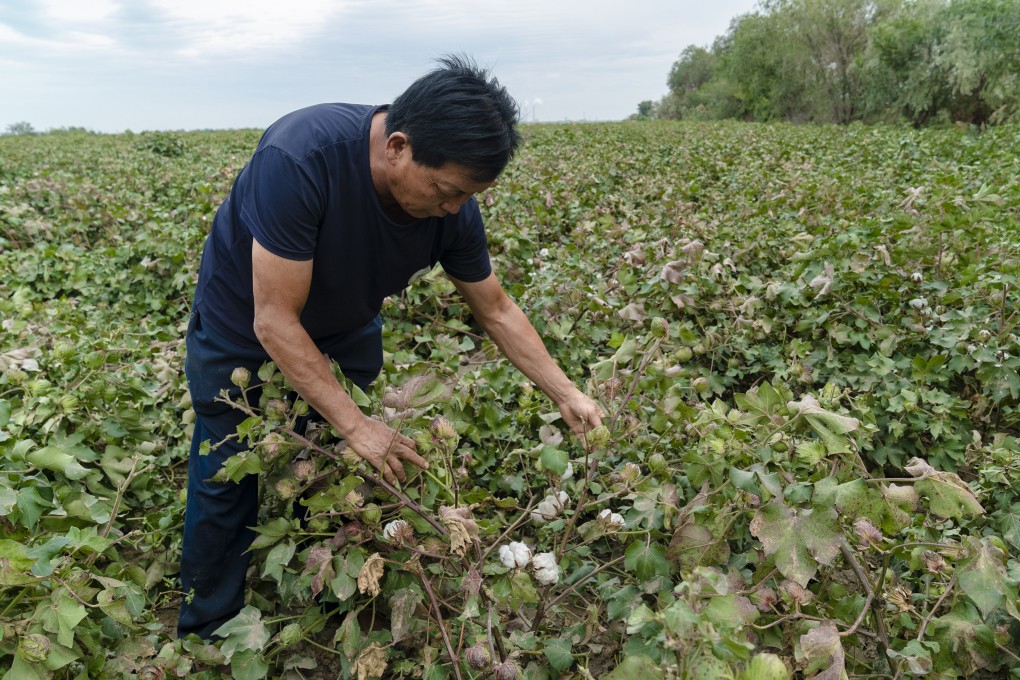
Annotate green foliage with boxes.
[650,0,1020,126]
[1,121,1018,678]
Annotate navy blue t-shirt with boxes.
[193,103,493,349]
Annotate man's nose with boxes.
[440,199,464,215]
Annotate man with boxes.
[178,55,603,639]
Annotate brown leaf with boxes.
[439,506,479,557]
[354,642,388,680]
[305,545,335,599]
[357,553,385,597]
[799,621,845,680]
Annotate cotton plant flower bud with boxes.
[619,462,641,484]
[531,490,569,524]
[532,552,561,586]
[853,517,884,547]
[498,541,532,569]
[292,459,316,482]
[921,550,947,573]
[17,634,51,663]
[278,622,303,648]
[494,661,519,680]
[597,508,626,530]
[585,425,611,449]
[230,366,251,388]
[264,398,290,419]
[465,643,491,670]
[274,478,299,501]
[430,416,458,441]
[382,519,414,544]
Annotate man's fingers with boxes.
[387,457,406,484]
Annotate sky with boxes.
[0,0,760,133]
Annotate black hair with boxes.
[386,54,521,182]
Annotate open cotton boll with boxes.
[531,490,569,524]
[498,541,532,568]
[598,508,625,528]
[382,519,412,542]
[532,552,560,585]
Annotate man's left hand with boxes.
[557,390,604,439]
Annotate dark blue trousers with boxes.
[177,310,382,639]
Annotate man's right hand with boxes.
[346,415,429,485]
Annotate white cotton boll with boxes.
[531,490,569,524]
[598,509,625,529]
[499,545,517,568]
[510,542,534,570]
[532,552,560,586]
[382,519,409,541]
[561,462,574,480]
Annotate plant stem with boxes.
[420,573,463,680]
[916,575,955,641]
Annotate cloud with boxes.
[146,0,353,59]
[38,0,118,23]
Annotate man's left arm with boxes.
[451,273,603,438]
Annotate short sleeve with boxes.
[241,146,324,261]
[438,199,492,283]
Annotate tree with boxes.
[5,121,35,136]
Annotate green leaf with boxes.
[931,604,999,675]
[539,445,568,476]
[52,591,87,648]
[261,541,296,584]
[229,648,270,680]
[957,537,1016,619]
[543,637,574,671]
[624,540,670,580]
[603,655,665,680]
[247,517,293,551]
[750,498,840,587]
[907,458,984,520]
[0,539,37,585]
[26,446,89,480]
[212,451,263,483]
[213,605,270,657]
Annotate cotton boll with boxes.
[499,545,518,568]
[382,519,412,543]
[598,508,625,529]
[532,552,560,585]
[498,541,532,569]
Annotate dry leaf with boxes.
[440,506,479,556]
[354,642,388,680]
[357,552,385,596]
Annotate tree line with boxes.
[639,0,1019,126]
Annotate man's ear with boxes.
[385,132,411,163]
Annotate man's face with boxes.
[385,135,495,219]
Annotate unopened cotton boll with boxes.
[532,552,560,585]
[498,541,532,569]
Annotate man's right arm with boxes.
[251,240,427,484]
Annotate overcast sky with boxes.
[0,0,760,133]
